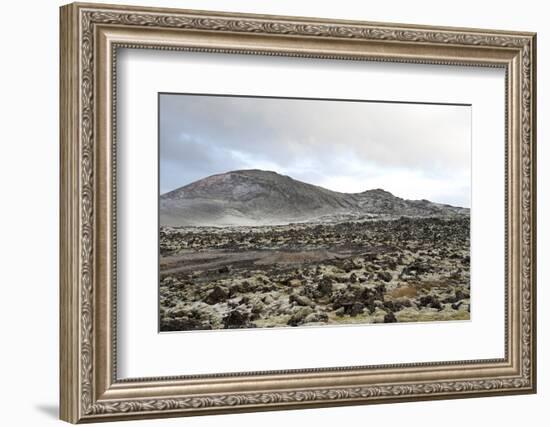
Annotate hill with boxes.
[160,169,468,226]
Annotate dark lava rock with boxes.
[365,298,377,314]
[377,271,392,282]
[227,299,239,309]
[384,312,397,323]
[383,301,396,312]
[362,253,378,262]
[241,281,254,291]
[260,283,276,292]
[393,299,412,311]
[402,262,431,276]
[161,316,211,331]
[419,295,434,306]
[289,294,315,307]
[443,289,471,304]
[355,286,371,300]
[419,295,443,310]
[168,308,189,318]
[451,301,463,310]
[304,311,329,323]
[218,265,230,274]
[223,310,250,329]
[455,289,470,301]
[349,302,365,317]
[239,296,250,305]
[331,291,355,310]
[342,261,355,273]
[375,283,387,294]
[162,299,176,308]
[349,273,358,283]
[335,307,346,317]
[287,307,314,326]
[205,286,229,305]
[449,270,462,280]
[302,284,318,300]
[229,281,252,294]
[317,277,333,297]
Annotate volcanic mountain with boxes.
[160,169,469,226]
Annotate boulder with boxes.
[384,312,397,323]
[161,316,211,331]
[316,277,333,297]
[455,289,470,301]
[205,286,229,305]
[218,265,230,274]
[223,310,250,329]
[349,302,365,317]
[289,294,315,307]
[418,295,443,311]
[377,271,392,282]
[287,307,314,326]
[304,311,329,324]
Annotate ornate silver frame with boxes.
[60,2,536,423]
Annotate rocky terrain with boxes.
[159,215,470,332]
[159,169,470,332]
[160,169,468,227]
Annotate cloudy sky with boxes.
[159,93,471,208]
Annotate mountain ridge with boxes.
[160,169,469,226]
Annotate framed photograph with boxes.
[60,2,537,423]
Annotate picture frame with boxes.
[59,2,537,423]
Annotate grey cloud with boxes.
[159,93,470,207]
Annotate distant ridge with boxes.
[160,169,469,226]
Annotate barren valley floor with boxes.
[159,216,470,331]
